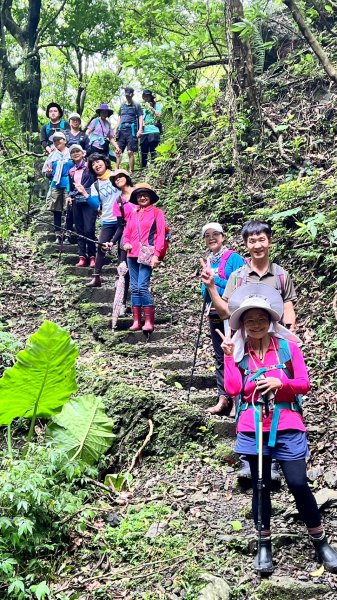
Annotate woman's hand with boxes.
[200,258,214,288]
[65,196,72,206]
[255,377,283,394]
[216,329,234,356]
[124,243,132,251]
[151,255,160,269]
[103,242,114,251]
[74,183,89,197]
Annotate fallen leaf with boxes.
[309,564,325,577]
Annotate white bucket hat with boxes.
[228,283,283,330]
[201,222,224,238]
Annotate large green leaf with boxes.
[47,395,115,465]
[0,321,78,425]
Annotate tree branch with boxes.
[35,0,68,49]
[185,58,228,70]
[282,0,337,84]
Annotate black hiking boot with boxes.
[236,456,252,487]
[254,538,273,575]
[311,536,337,573]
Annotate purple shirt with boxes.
[87,117,113,150]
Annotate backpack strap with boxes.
[94,180,102,210]
[273,263,286,294]
[235,353,250,422]
[234,264,248,288]
[218,250,234,280]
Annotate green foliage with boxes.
[104,472,133,492]
[0,321,78,430]
[0,445,94,598]
[0,328,21,371]
[47,395,115,465]
[231,0,274,74]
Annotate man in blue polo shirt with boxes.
[115,87,143,173]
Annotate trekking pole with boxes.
[256,396,264,583]
[187,295,207,402]
[34,217,107,248]
[250,370,274,581]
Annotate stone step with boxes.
[144,344,176,357]
[77,287,115,304]
[208,416,236,438]
[88,314,172,331]
[42,244,79,256]
[152,358,193,371]
[165,371,215,390]
[80,302,115,317]
[190,393,215,408]
[62,265,117,277]
[91,324,174,346]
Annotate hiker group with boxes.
[200,220,337,575]
[41,90,166,333]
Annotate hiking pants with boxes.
[53,208,73,234]
[72,201,97,258]
[247,456,321,531]
[127,257,153,307]
[94,223,118,274]
[140,133,160,168]
[208,313,226,397]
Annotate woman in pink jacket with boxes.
[220,283,337,575]
[123,183,166,332]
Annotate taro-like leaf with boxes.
[0,321,78,425]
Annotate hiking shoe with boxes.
[254,538,273,575]
[63,236,71,245]
[311,536,337,573]
[55,236,61,244]
[89,256,96,268]
[76,256,87,268]
[237,457,252,480]
[271,461,281,482]
[206,395,232,416]
[86,275,101,288]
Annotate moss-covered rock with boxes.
[256,576,330,600]
[103,383,206,462]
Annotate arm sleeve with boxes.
[153,209,166,257]
[123,219,131,245]
[40,125,48,149]
[136,103,142,117]
[86,183,100,210]
[213,274,227,296]
[112,219,124,244]
[224,356,243,396]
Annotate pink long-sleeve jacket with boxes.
[123,205,166,258]
[224,337,310,433]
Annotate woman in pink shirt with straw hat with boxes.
[123,182,166,332]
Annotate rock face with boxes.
[256,576,330,599]
[198,574,231,600]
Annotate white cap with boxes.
[69,112,81,121]
[228,283,284,330]
[201,222,224,238]
[52,131,66,141]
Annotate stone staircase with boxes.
[36,212,236,442]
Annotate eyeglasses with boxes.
[204,232,222,240]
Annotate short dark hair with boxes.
[241,220,272,241]
[124,86,134,94]
[87,153,111,174]
[113,174,133,188]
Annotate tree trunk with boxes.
[0,0,41,133]
[226,0,258,109]
[283,0,337,84]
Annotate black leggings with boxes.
[94,223,118,274]
[247,456,321,530]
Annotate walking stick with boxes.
[187,295,207,402]
[250,370,274,580]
